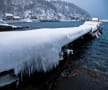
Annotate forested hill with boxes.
[0,0,90,21]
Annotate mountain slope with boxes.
[51,1,90,20]
[0,0,90,21]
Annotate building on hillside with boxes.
[3,13,21,20]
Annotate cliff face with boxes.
[0,0,90,21]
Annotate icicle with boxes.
[95,32,99,38]
[63,49,74,57]
[97,31,101,36]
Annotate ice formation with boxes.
[0,21,101,75]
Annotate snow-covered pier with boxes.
[0,21,102,87]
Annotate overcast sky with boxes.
[62,0,108,19]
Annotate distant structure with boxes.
[92,18,99,22]
[3,13,21,20]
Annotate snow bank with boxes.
[0,21,100,75]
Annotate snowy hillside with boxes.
[0,0,90,21]
[51,1,90,21]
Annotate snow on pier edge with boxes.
[0,21,101,75]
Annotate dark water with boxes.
[79,22,108,74]
[10,21,108,75]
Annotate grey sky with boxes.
[62,0,108,19]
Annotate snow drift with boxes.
[0,21,100,75]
